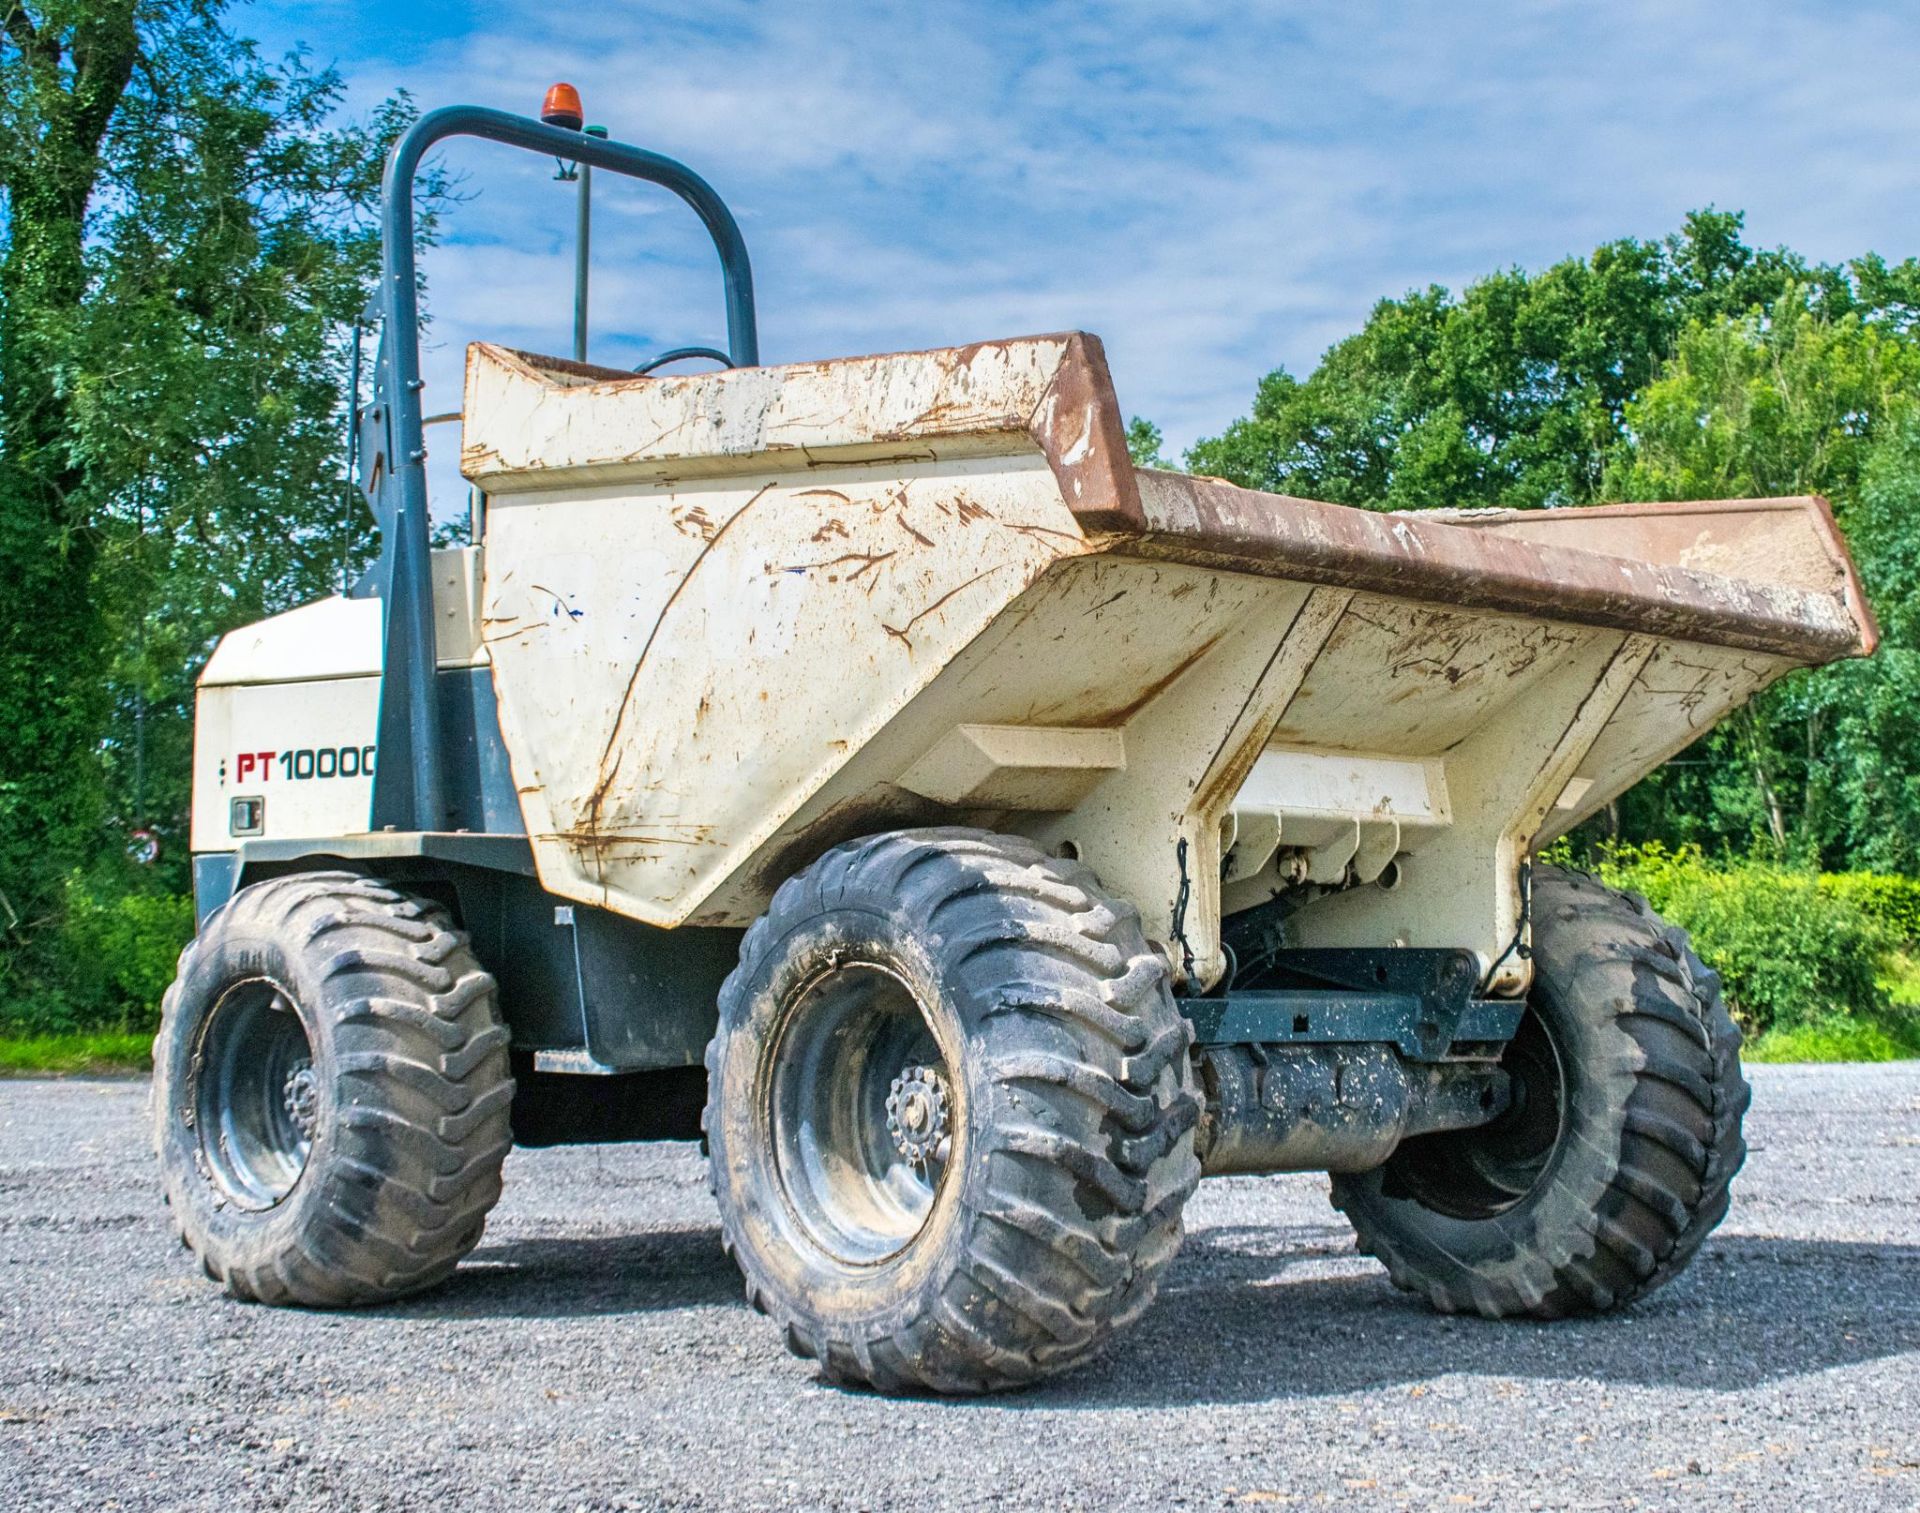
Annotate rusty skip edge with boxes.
[1118,473,1870,664]
[1431,494,1881,660]
[1016,342,1874,667]
[468,330,1136,483]
[478,330,1873,667]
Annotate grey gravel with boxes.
[1,1063,1916,1511]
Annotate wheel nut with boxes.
[885,1066,949,1166]
[283,1064,320,1140]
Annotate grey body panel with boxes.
[439,665,524,836]
[193,829,738,1074]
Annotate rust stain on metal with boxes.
[674,505,718,540]
[545,821,716,852]
[881,565,1007,653]
[1103,631,1231,725]
[576,482,777,875]
[874,402,1027,441]
[1024,331,1146,534]
[777,549,897,586]
[1001,520,1081,544]
[1120,471,1868,664]
[937,495,992,526]
[1436,494,1881,659]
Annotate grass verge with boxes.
[0,1031,153,1077]
[1745,1014,1920,1064]
[1740,953,1920,1063]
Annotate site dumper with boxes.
[153,100,1878,1393]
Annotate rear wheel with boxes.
[1332,866,1748,1317]
[152,872,514,1305]
[705,828,1201,1393]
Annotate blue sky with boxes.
[248,0,1920,483]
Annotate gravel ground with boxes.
[1,1064,1916,1512]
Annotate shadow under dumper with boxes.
[1019,1226,1920,1410]
[387,1220,1920,1409]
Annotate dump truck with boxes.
[152,99,1878,1394]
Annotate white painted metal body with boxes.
[192,333,1876,995]
[191,550,487,853]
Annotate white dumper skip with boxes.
[458,332,1870,997]
[158,104,1876,1397]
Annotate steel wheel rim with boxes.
[194,977,317,1210]
[766,959,953,1267]
[1383,1004,1568,1220]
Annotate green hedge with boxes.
[1818,871,1920,950]
[0,873,193,1038]
[1588,844,1890,1036]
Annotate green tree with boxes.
[0,1,137,974]
[1604,297,1919,505]
[1604,302,1920,866]
[1125,416,1170,469]
[1,2,407,1025]
[1829,425,1920,870]
[1186,212,1868,510]
[1193,211,1920,874]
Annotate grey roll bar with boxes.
[365,104,758,832]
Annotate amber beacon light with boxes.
[541,82,584,131]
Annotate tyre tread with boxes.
[707,827,1200,1393]
[1334,865,1748,1321]
[152,871,514,1309]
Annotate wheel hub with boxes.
[886,1065,950,1167]
[282,1062,320,1140]
[193,979,317,1210]
[1380,1004,1567,1220]
[766,960,952,1266]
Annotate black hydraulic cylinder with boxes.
[1193,1043,1508,1177]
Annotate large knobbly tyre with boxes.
[706,827,1201,1394]
[152,872,514,1306]
[1332,865,1749,1318]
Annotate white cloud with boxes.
[253,0,1920,516]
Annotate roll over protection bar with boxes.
[363,104,758,832]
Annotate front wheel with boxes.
[152,872,514,1306]
[705,828,1201,1394]
[1332,866,1749,1317]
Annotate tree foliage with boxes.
[1188,211,1917,512]
[1605,297,1920,504]
[0,1,405,1026]
[1601,299,1920,867]
[1124,415,1169,469]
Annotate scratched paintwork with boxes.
[1270,601,1592,755]
[476,451,1091,923]
[1536,641,1796,845]
[446,331,1875,990]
